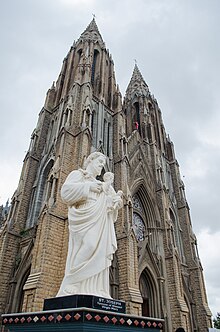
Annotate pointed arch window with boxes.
[91,111,95,134]
[91,49,99,85]
[85,108,90,127]
[108,88,112,108]
[169,209,178,247]
[132,102,141,134]
[103,119,107,150]
[147,124,152,142]
[26,160,54,228]
[91,110,97,147]
[107,122,111,156]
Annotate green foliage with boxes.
[213,312,220,329]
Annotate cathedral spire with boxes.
[78,18,105,47]
[132,64,145,82]
[125,64,149,99]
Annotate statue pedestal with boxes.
[2,308,164,331]
[2,295,163,331]
[43,294,126,313]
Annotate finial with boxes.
[134,59,137,65]
[92,13,96,20]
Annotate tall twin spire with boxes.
[78,18,149,95]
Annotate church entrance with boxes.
[139,269,158,318]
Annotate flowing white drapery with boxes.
[57,169,117,298]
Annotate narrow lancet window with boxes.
[107,123,110,156]
[91,50,99,85]
[132,102,141,135]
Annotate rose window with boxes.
[133,212,145,242]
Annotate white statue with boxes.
[57,152,123,298]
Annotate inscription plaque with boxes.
[93,297,125,313]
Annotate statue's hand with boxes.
[90,182,103,194]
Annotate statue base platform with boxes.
[43,294,126,313]
[2,307,164,331]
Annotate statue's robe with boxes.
[57,169,117,298]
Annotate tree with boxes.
[213,312,220,329]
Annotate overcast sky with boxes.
[0,0,219,319]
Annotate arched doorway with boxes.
[139,269,159,317]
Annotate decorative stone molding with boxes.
[23,272,41,290]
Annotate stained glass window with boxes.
[133,212,145,241]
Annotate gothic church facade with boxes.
[0,19,212,331]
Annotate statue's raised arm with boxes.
[57,152,122,299]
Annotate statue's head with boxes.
[103,172,114,183]
[84,152,106,176]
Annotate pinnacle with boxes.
[51,81,55,90]
[79,18,104,44]
[125,64,149,98]
[131,64,147,86]
[86,18,100,33]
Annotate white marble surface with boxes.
[57,152,122,298]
